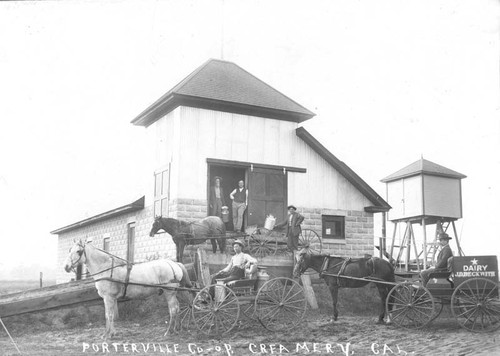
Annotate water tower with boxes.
[381,158,466,272]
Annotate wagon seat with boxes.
[224,264,259,296]
[426,257,455,297]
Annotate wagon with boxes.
[179,271,308,337]
[385,255,500,332]
[245,226,322,257]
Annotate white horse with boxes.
[64,240,192,339]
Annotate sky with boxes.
[0,0,499,277]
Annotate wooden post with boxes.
[39,272,43,288]
[196,248,212,287]
[451,221,464,256]
[422,218,428,269]
[300,274,318,309]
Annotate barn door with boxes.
[247,167,287,227]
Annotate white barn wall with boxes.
[174,106,371,211]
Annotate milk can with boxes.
[264,215,276,230]
[221,206,229,223]
[256,266,270,291]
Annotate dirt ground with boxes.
[1,284,499,356]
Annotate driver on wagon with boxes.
[211,239,257,284]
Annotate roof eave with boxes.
[381,171,467,183]
[132,94,315,127]
[296,127,391,210]
[50,196,145,235]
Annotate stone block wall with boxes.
[56,206,176,284]
[298,207,374,257]
[170,198,208,220]
[55,199,375,283]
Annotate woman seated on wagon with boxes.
[211,239,257,284]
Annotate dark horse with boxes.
[150,216,226,263]
[293,252,395,324]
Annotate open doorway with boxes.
[208,165,247,231]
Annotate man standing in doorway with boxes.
[275,205,304,251]
[230,180,247,232]
[209,176,226,218]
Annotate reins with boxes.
[71,242,199,295]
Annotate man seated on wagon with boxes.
[420,232,453,286]
[211,239,257,284]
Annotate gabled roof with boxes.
[381,158,467,183]
[296,127,391,212]
[132,59,315,127]
[50,196,145,235]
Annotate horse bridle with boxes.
[68,242,130,277]
[295,253,309,276]
[68,242,86,273]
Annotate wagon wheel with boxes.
[429,300,445,322]
[298,229,322,255]
[386,282,435,329]
[177,304,194,331]
[248,228,278,257]
[255,277,307,331]
[241,301,258,320]
[191,284,240,336]
[451,278,500,333]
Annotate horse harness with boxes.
[319,256,377,287]
[74,244,135,299]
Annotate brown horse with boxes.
[150,216,226,263]
[293,252,395,324]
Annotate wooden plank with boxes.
[300,274,318,309]
[196,248,212,287]
[0,280,101,317]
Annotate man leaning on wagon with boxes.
[274,205,305,252]
[420,232,454,286]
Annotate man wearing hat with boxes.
[274,205,305,251]
[420,232,454,286]
[211,239,257,284]
[209,176,226,218]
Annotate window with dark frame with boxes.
[103,237,110,252]
[322,215,345,239]
[154,165,170,217]
[127,222,136,263]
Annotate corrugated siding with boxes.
[174,107,371,211]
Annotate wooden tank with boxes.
[381,158,466,222]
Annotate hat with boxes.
[438,233,452,240]
[233,239,245,248]
[214,176,222,182]
[287,205,297,211]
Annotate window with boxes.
[103,237,110,252]
[322,215,345,240]
[127,222,136,262]
[154,165,170,217]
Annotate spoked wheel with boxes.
[451,278,500,333]
[298,229,322,255]
[192,284,240,336]
[429,301,445,322]
[249,228,278,257]
[241,301,258,320]
[177,304,194,331]
[255,277,307,331]
[386,282,435,329]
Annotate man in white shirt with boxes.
[229,180,248,232]
[211,239,257,284]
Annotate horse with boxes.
[293,251,395,324]
[149,216,226,263]
[63,240,193,339]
